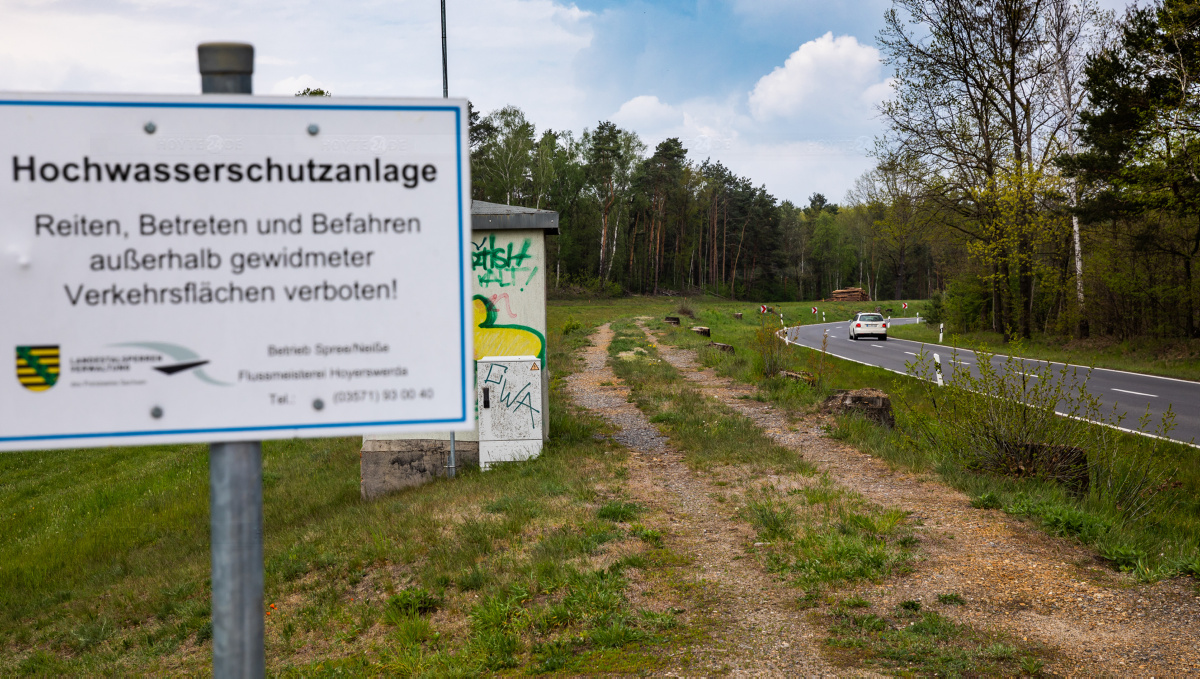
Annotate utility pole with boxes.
[197,42,265,679]
[441,0,449,99]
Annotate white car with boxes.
[849,313,888,340]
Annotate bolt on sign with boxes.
[0,93,474,450]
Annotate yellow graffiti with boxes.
[473,296,545,362]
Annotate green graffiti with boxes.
[472,234,536,288]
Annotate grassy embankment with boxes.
[634,298,1200,581]
[604,316,1054,676]
[889,319,1200,382]
[0,299,698,676]
[2,293,1193,674]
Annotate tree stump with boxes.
[709,342,734,353]
[777,370,816,385]
[691,326,711,337]
[734,312,743,320]
[997,443,1090,495]
[822,388,895,428]
[664,316,680,325]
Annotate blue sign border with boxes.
[0,98,470,445]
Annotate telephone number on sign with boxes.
[332,388,435,404]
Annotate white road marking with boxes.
[904,351,917,356]
[1112,388,1158,398]
[871,344,884,348]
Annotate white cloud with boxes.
[612,95,683,131]
[0,0,592,131]
[718,140,876,203]
[860,78,895,107]
[0,1,887,202]
[748,32,886,122]
[604,37,884,202]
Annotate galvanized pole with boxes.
[208,441,264,678]
[440,0,449,99]
[441,4,457,478]
[198,42,265,679]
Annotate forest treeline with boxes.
[469,0,1200,340]
[468,107,888,303]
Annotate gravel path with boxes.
[644,321,1200,677]
[566,323,855,677]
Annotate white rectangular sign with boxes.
[0,93,474,451]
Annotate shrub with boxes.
[548,274,623,299]
[908,346,1177,521]
[753,315,788,378]
[562,317,584,335]
[922,290,944,325]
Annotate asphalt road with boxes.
[784,318,1200,446]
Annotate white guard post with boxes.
[477,355,543,469]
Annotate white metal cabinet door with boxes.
[477,357,542,442]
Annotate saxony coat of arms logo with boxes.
[15,346,60,392]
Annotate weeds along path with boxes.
[566,323,846,677]
[644,321,1200,676]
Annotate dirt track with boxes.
[568,320,1200,676]
[567,323,852,676]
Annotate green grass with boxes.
[593,306,1062,674]
[756,476,915,591]
[0,301,701,676]
[889,320,1200,382]
[607,318,817,474]
[825,605,1053,676]
[5,293,1195,674]
[623,296,1199,579]
[603,315,917,592]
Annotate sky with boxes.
[0,0,1132,205]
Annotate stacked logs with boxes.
[829,287,871,302]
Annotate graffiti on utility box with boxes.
[472,234,538,289]
[472,295,545,364]
[481,361,541,429]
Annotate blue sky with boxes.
[573,0,890,112]
[0,0,1128,204]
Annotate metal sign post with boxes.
[199,42,265,679]
[442,0,458,480]
[208,440,264,678]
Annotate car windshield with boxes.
[859,314,884,322]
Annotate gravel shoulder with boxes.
[566,323,857,677]
[645,321,1200,676]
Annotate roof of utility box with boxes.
[472,200,559,235]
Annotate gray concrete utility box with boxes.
[359,200,558,499]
